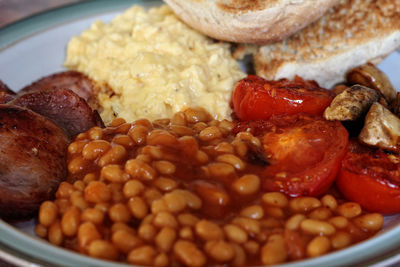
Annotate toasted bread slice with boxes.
[164,0,339,44]
[255,0,400,89]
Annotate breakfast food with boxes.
[235,115,348,197]
[0,80,13,95]
[231,68,400,212]
[0,80,15,104]
[232,75,335,121]
[2,72,104,140]
[36,108,383,266]
[346,63,397,104]
[20,71,97,103]
[11,88,104,139]
[0,105,68,219]
[28,65,400,264]
[322,63,400,153]
[164,0,339,44]
[323,85,381,121]
[255,0,400,88]
[337,139,400,214]
[0,74,104,219]
[358,102,400,152]
[64,5,245,124]
[0,0,397,265]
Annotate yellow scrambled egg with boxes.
[65,5,245,124]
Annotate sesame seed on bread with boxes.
[255,0,400,88]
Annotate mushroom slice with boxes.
[392,92,400,118]
[332,84,349,95]
[323,85,380,121]
[359,102,400,152]
[346,63,396,104]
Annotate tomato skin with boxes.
[235,114,349,197]
[337,141,400,214]
[232,75,335,121]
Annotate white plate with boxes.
[1,1,400,266]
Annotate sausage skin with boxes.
[0,104,68,219]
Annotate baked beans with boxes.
[36,108,384,266]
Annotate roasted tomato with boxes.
[235,114,348,197]
[232,75,335,120]
[337,140,400,214]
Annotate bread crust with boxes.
[255,0,400,88]
[164,0,340,44]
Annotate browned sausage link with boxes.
[0,80,15,94]
[0,104,68,219]
[0,92,15,104]
[10,88,104,139]
[20,70,96,102]
[0,80,16,104]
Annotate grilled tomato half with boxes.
[232,75,334,121]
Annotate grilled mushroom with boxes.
[359,102,400,152]
[323,84,380,121]
[392,92,400,118]
[332,84,349,95]
[346,63,396,104]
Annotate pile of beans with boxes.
[36,107,384,266]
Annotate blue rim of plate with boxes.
[0,0,158,50]
[0,0,400,266]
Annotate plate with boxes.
[0,0,400,266]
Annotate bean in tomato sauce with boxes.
[36,107,383,266]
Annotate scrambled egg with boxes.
[65,5,245,124]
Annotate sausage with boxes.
[10,88,104,139]
[0,80,16,104]
[20,70,96,102]
[323,84,380,121]
[0,80,15,94]
[0,92,15,104]
[0,104,68,219]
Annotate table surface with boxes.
[0,0,82,28]
[0,1,400,267]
